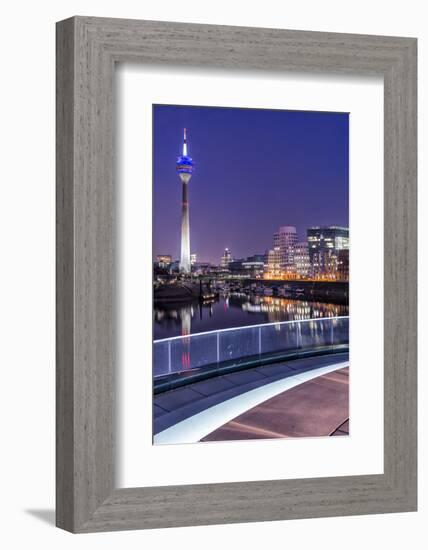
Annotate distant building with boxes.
[244,254,265,277]
[247,254,265,264]
[307,226,349,279]
[192,262,213,275]
[229,255,265,278]
[170,260,180,272]
[274,226,298,275]
[156,254,172,268]
[220,248,233,270]
[190,253,197,265]
[293,242,310,278]
[264,247,281,279]
[337,249,349,281]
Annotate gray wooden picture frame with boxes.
[56,16,417,533]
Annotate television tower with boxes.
[176,128,194,274]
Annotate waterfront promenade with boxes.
[154,353,349,444]
[153,316,349,444]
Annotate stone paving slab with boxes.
[189,376,237,396]
[154,386,206,413]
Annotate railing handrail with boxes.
[154,315,349,344]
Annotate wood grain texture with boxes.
[56,18,75,532]
[56,16,417,532]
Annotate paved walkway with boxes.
[201,367,349,441]
[153,353,349,444]
[154,353,349,436]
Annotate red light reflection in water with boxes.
[181,327,191,369]
[180,309,191,369]
[181,350,190,369]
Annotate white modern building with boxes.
[273,226,298,274]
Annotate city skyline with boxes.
[153,104,349,264]
[156,223,349,266]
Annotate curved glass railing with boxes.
[153,316,349,379]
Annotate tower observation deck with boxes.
[176,128,194,274]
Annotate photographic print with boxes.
[152,104,349,445]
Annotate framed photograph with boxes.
[56,17,417,532]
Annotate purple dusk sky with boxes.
[153,104,349,265]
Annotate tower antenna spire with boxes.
[183,127,187,156]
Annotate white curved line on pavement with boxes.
[154,361,349,445]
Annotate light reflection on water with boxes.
[153,294,349,340]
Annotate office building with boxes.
[337,249,349,281]
[307,226,349,279]
[156,254,172,267]
[264,247,281,279]
[220,247,233,270]
[293,242,310,278]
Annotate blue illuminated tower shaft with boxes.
[180,173,191,273]
[176,128,194,274]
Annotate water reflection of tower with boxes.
[176,128,194,274]
[180,305,192,337]
[180,304,192,369]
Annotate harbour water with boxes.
[153,294,349,340]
